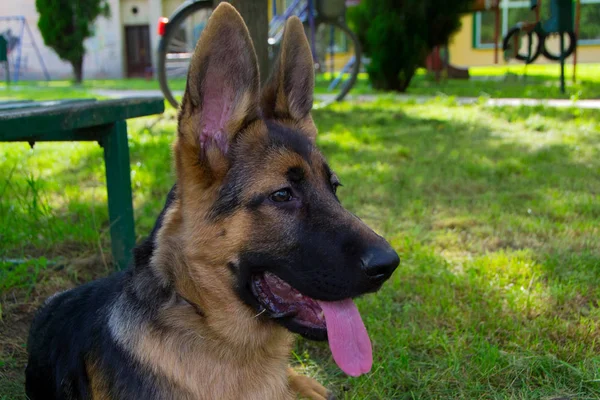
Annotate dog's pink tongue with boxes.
[317,299,372,377]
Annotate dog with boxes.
[25,3,399,399]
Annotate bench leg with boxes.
[102,121,136,270]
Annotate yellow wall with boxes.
[448,14,600,67]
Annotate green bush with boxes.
[348,0,473,91]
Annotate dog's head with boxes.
[171,3,398,376]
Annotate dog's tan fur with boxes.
[111,4,330,399]
[26,4,398,398]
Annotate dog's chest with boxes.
[129,335,293,400]
[162,351,293,400]
[181,361,293,400]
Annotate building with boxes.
[0,0,184,80]
[1,0,599,81]
[449,0,600,66]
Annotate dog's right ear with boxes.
[261,16,316,140]
[177,3,260,180]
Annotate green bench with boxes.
[0,97,165,269]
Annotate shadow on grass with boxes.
[303,103,600,397]
[1,100,599,398]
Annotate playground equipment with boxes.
[0,16,50,82]
[157,0,361,109]
[425,46,469,81]
[426,0,500,81]
[0,35,8,84]
[502,0,580,93]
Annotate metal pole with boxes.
[494,3,500,64]
[573,0,581,83]
[559,32,565,94]
[25,18,51,80]
[14,16,26,82]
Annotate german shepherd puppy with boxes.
[25,3,399,399]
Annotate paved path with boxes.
[93,89,180,99]
[352,94,600,109]
[92,89,600,109]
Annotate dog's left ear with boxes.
[178,3,260,174]
[261,16,316,140]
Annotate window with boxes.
[473,0,600,48]
[579,1,600,43]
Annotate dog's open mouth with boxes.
[251,271,373,377]
[251,272,326,329]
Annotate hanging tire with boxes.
[502,26,542,64]
[541,31,577,61]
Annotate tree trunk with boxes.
[398,68,415,92]
[370,67,415,92]
[72,56,83,84]
[217,0,269,84]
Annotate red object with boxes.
[426,47,469,80]
[157,17,169,36]
[494,6,500,63]
[426,47,443,71]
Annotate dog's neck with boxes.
[129,185,293,354]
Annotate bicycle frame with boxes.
[157,0,360,108]
[270,0,318,61]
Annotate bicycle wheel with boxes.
[541,31,577,61]
[502,25,542,64]
[157,0,213,109]
[309,19,361,107]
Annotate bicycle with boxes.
[502,0,576,64]
[157,0,361,109]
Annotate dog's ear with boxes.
[261,16,316,140]
[177,2,260,176]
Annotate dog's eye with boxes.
[330,174,342,194]
[270,188,293,202]
[332,181,342,194]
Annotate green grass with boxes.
[0,258,48,294]
[404,63,600,100]
[1,95,600,399]
[350,63,600,99]
[2,63,599,103]
[0,83,98,101]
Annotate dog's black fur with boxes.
[24,4,399,399]
[25,188,178,399]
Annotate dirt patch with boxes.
[0,253,112,398]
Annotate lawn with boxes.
[2,63,599,103]
[1,93,600,399]
[406,63,600,100]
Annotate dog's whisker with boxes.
[254,308,267,318]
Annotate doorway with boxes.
[125,25,151,77]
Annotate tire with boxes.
[309,18,361,106]
[541,31,577,61]
[157,0,214,109]
[502,26,542,64]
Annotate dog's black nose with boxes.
[361,246,399,282]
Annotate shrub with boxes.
[348,0,473,91]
